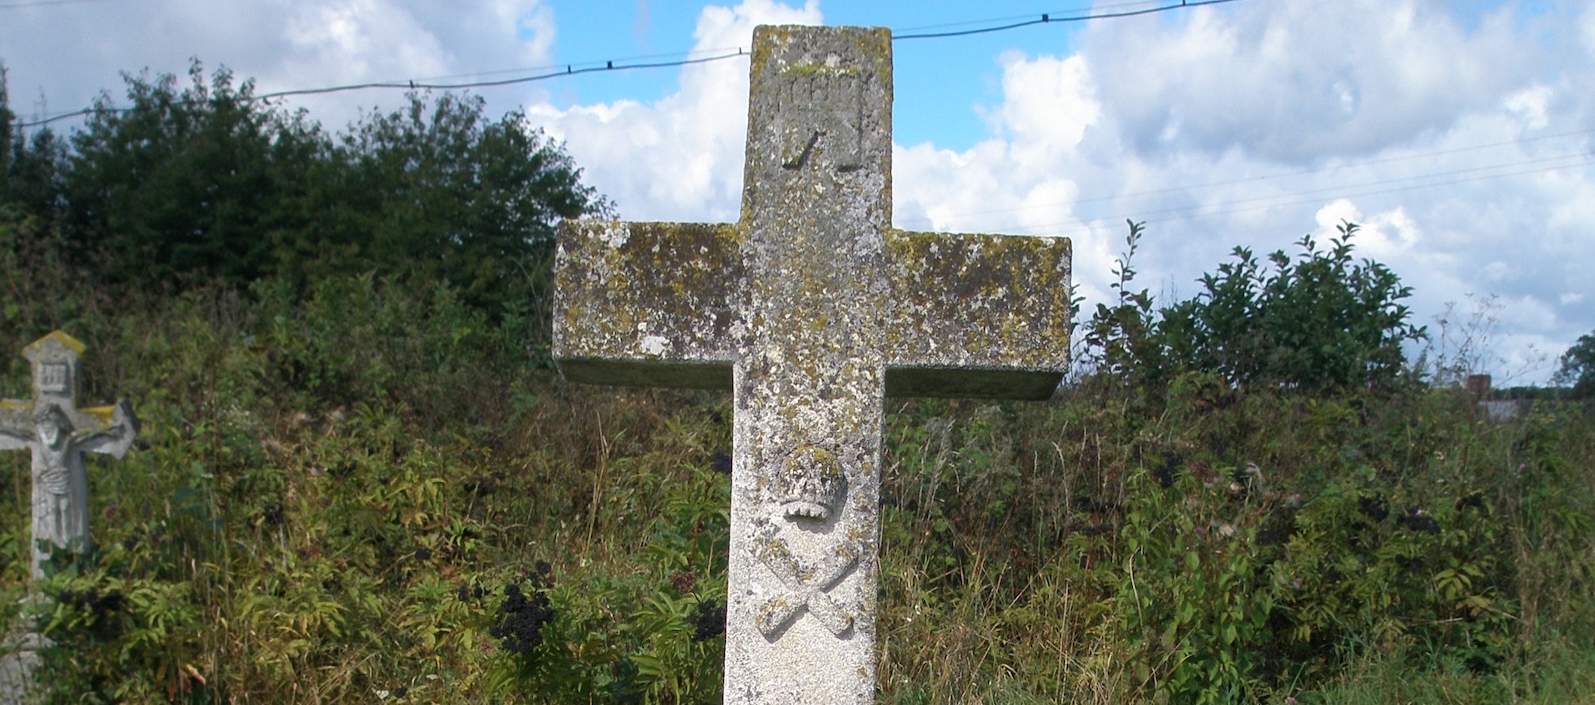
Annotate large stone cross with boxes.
[552,25,1070,704]
[0,331,138,579]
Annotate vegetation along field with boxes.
[2,67,1593,704]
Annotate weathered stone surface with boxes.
[0,331,139,579]
[554,221,743,390]
[0,626,43,704]
[551,24,1070,705]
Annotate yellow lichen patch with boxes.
[25,330,86,357]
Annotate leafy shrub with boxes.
[1554,331,1595,398]
[1086,220,1426,396]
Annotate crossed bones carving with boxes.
[753,522,864,637]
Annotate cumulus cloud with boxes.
[0,0,555,129]
[1086,0,1547,162]
[4,0,1589,382]
[886,0,1592,381]
[526,0,821,222]
[529,0,1590,381]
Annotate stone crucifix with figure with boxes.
[0,331,138,579]
[553,25,1070,704]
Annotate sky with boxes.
[1,0,1591,384]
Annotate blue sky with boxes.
[543,1,1095,150]
[1,0,1591,383]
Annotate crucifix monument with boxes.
[552,25,1070,703]
[0,331,139,579]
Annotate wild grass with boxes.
[0,266,1589,703]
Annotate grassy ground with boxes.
[0,276,1590,704]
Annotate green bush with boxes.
[1086,221,1425,397]
[1554,331,1595,398]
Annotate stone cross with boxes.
[552,25,1070,704]
[0,331,138,579]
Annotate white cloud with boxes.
[1085,0,1544,162]
[1505,85,1553,130]
[526,0,821,222]
[0,0,555,130]
[3,0,1589,382]
[878,0,1592,383]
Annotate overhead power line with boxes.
[14,0,1247,129]
[0,0,122,9]
[893,0,1242,39]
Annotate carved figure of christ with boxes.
[0,331,138,579]
[552,25,1071,705]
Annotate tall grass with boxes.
[0,244,1590,702]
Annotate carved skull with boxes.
[777,444,845,521]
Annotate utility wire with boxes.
[255,49,747,100]
[893,0,1242,39]
[891,0,1169,34]
[14,0,1246,128]
[0,0,122,9]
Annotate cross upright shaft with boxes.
[553,25,1070,704]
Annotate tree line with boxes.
[2,60,1589,395]
[0,61,610,320]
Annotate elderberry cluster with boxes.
[1398,507,1441,534]
[60,587,124,616]
[1395,554,1426,571]
[261,501,285,527]
[1358,495,1389,522]
[689,599,726,641]
[709,450,733,475]
[489,582,555,655]
[456,581,486,602]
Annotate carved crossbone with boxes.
[753,522,863,637]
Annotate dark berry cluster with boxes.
[1358,495,1389,522]
[463,476,496,498]
[262,501,285,527]
[1073,494,1121,515]
[1398,508,1441,534]
[709,450,733,475]
[413,546,432,561]
[1395,554,1426,571]
[1150,451,1181,489]
[456,581,487,602]
[489,582,555,655]
[1256,526,1283,546]
[526,559,554,587]
[1455,491,1486,511]
[1318,563,1343,585]
[1078,523,1114,537]
[61,587,124,616]
[328,459,358,479]
[121,526,163,551]
[689,599,726,641]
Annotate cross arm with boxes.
[0,399,31,450]
[884,230,1072,400]
[552,220,746,390]
[73,399,139,458]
